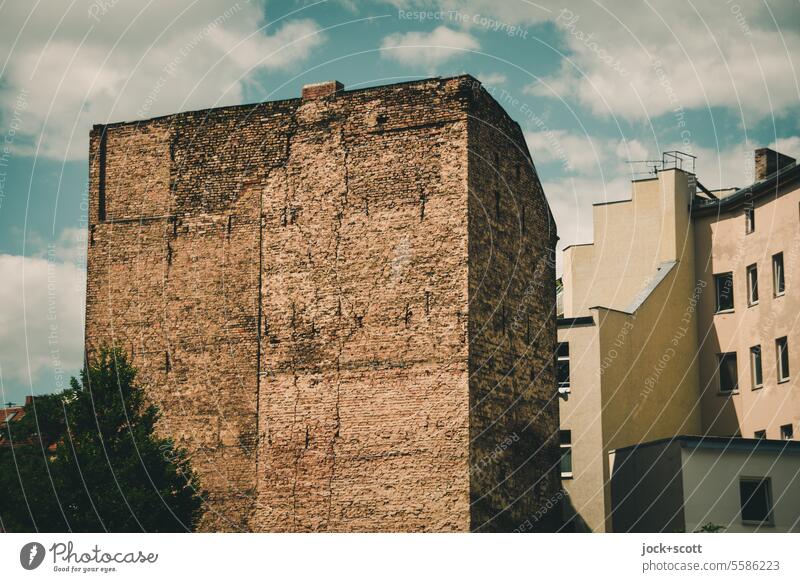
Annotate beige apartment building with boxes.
[557,148,800,532]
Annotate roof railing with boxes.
[627,150,697,180]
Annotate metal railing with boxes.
[627,150,697,180]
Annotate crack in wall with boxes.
[325,123,351,530]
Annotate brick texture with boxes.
[85,75,559,532]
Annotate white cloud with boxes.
[0,242,86,392]
[526,130,608,174]
[0,226,87,396]
[531,2,800,122]
[771,137,800,160]
[0,1,325,160]
[387,0,800,123]
[525,130,648,177]
[380,26,479,68]
[477,72,507,87]
[615,139,648,163]
[206,19,325,71]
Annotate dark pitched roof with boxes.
[692,163,800,217]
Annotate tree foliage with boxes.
[0,347,203,532]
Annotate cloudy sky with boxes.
[1,0,798,405]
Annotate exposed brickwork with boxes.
[755,147,796,180]
[85,75,559,532]
[466,88,561,531]
[301,80,344,100]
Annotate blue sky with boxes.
[1,0,798,405]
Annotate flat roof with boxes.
[612,434,800,454]
[95,74,482,129]
[557,315,594,328]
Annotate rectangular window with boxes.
[556,342,570,393]
[559,430,572,478]
[773,252,785,296]
[739,478,773,524]
[776,337,790,382]
[715,272,734,312]
[754,430,766,439]
[718,352,739,394]
[747,264,759,306]
[781,424,794,440]
[750,346,763,389]
[745,205,755,234]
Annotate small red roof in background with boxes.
[0,405,25,425]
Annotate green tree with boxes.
[0,347,203,532]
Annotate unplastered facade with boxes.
[85,75,560,532]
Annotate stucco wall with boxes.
[558,169,702,532]
[609,440,685,533]
[694,181,800,438]
[681,444,800,532]
[558,321,605,531]
[563,171,693,317]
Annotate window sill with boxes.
[752,384,764,391]
[560,473,573,480]
[718,390,739,396]
[774,292,785,298]
[778,377,790,384]
[715,309,735,315]
[748,301,759,307]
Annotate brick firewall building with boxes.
[85,75,560,532]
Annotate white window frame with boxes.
[745,205,755,234]
[559,430,573,479]
[776,336,790,383]
[773,252,785,297]
[557,342,570,394]
[714,272,735,313]
[750,345,763,390]
[747,264,759,306]
[718,352,739,394]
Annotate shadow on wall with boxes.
[561,493,592,533]
[693,235,742,436]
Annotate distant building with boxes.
[558,148,800,532]
[0,396,31,447]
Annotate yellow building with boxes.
[558,148,799,532]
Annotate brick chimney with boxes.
[24,395,33,406]
[301,80,343,100]
[754,148,796,181]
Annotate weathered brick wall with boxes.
[254,78,473,532]
[85,75,559,532]
[467,87,561,532]
[87,100,300,531]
